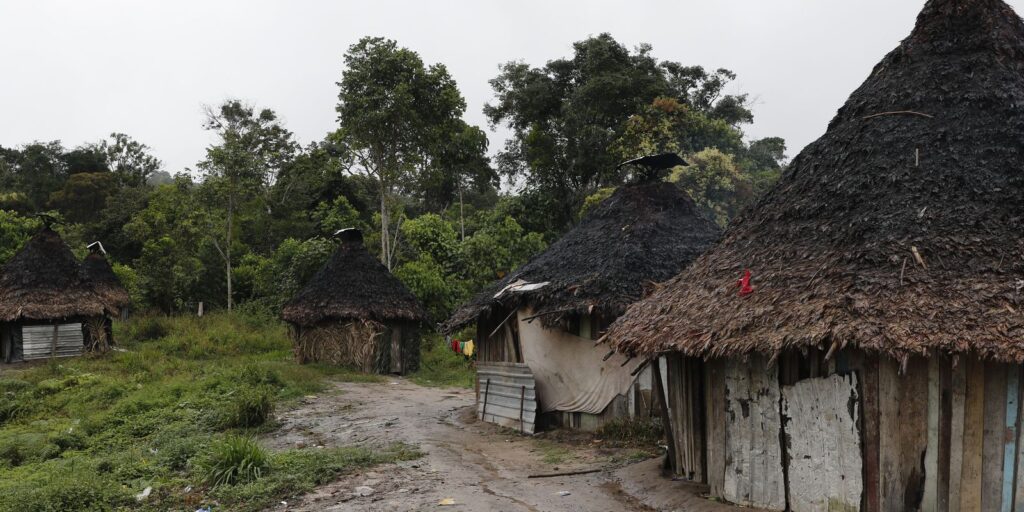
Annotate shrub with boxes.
[595,417,663,446]
[221,387,274,428]
[127,315,171,342]
[202,435,270,487]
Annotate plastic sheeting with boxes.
[517,309,642,414]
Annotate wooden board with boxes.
[924,357,941,512]
[949,359,967,512]
[859,353,882,512]
[878,357,928,512]
[782,373,863,512]
[723,357,786,511]
[1000,366,1018,512]
[981,362,1007,512]
[705,359,726,498]
[960,357,986,512]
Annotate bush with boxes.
[126,315,171,342]
[595,417,663,446]
[202,435,270,487]
[221,387,274,428]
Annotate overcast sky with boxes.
[2,0,1017,176]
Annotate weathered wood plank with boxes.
[949,359,967,512]
[981,362,1007,512]
[1000,366,1018,512]
[859,353,881,512]
[1014,363,1024,510]
[960,357,986,512]
[651,356,678,476]
[723,357,785,511]
[924,357,941,511]
[706,359,726,498]
[938,357,953,512]
[879,357,928,512]
[782,373,863,512]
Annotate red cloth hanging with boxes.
[737,269,754,296]
[451,338,460,353]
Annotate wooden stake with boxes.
[911,246,928,270]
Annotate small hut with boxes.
[80,242,131,348]
[606,0,1024,510]
[0,227,109,362]
[443,179,720,433]
[281,228,429,375]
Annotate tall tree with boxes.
[198,100,298,311]
[101,133,163,187]
[334,36,472,269]
[485,33,757,231]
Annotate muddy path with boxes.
[263,378,738,512]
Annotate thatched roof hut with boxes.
[81,245,130,315]
[281,229,429,327]
[443,181,721,334]
[0,227,107,322]
[608,0,1024,364]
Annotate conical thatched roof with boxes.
[0,227,107,322]
[81,248,130,314]
[608,0,1024,363]
[442,181,721,334]
[281,229,429,326]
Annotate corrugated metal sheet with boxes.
[477,362,537,434]
[21,324,83,360]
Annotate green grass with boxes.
[409,333,475,388]
[0,311,414,512]
[536,440,572,465]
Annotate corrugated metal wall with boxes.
[477,362,537,434]
[21,323,83,360]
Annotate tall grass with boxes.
[0,312,414,512]
[409,333,475,388]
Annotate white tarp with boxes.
[517,308,641,414]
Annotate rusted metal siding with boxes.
[477,362,537,434]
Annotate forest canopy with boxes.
[0,34,785,321]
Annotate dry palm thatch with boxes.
[442,181,721,333]
[292,320,385,372]
[0,227,107,322]
[608,0,1024,363]
[81,250,130,315]
[281,229,429,326]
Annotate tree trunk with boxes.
[458,181,465,242]
[380,183,391,270]
[226,194,234,312]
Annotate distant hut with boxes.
[606,1,1024,510]
[281,228,429,375]
[80,242,131,348]
[443,176,720,433]
[0,227,109,362]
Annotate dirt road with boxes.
[264,378,736,512]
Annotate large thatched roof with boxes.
[443,181,721,334]
[81,249,131,314]
[608,0,1024,363]
[0,227,107,322]
[281,229,429,326]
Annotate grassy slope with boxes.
[0,312,417,512]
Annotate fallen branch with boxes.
[527,468,602,479]
[862,110,934,120]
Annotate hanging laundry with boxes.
[451,338,460,353]
[463,339,475,358]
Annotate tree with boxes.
[0,142,67,211]
[0,210,41,262]
[48,171,116,223]
[101,133,163,187]
[668,148,753,227]
[334,36,471,270]
[485,33,757,232]
[198,100,299,311]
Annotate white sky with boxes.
[1,0,1015,174]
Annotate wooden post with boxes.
[51,324,58,357]
[480,378,491,421]
[860,353,881,512]
[652,357,678,474]
[519,385,526,433]
[1000,366,1019,512]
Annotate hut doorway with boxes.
[658,354,707,482]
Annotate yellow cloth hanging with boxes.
[463,339,475,358]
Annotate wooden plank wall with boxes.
[857,356,1024,512]
[663,354,706,481]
